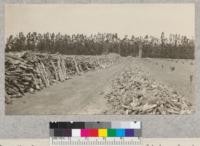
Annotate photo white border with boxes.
[0,0,199,138]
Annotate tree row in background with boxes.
[5,32,195,59]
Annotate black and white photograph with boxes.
[5,4,195,115]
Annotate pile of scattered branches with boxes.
[5,52,120,104]
[105,65,192,115]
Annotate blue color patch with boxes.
[125,129,134,137]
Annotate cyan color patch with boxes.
[116,129,125,137]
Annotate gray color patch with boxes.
[85,122,111,128]
[134,129,142,137]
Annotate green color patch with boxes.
[107,129,116,137]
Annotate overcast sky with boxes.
[5,4,195,38]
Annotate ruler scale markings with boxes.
[1,139,200,146]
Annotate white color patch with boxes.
[72,129,81,137]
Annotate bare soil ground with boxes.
[138,58,194,103]
[5,57,194,115]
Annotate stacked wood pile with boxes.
[5,52,119,104]
[105,65,192,115]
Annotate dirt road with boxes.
[6,58,130,115]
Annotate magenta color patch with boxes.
[81,129,89,137]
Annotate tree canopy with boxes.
[6,32,194,59]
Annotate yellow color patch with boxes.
[98,129,107,137]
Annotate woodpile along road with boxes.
[5,52,120,104]
[5,53,194,115]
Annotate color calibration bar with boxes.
[49,121,141,137]
[49,121,142,146]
